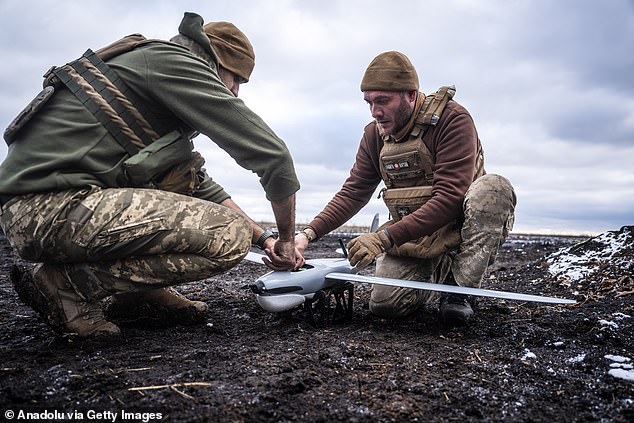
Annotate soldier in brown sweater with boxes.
[295,51,516,326]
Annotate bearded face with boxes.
[363,91,415,136]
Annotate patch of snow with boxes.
[521,349,536,360]
[605,355,631,363]
[546,228,632,282]
[608,368,634,382]
[599,319,619,329]
[612,312,631,320]
[605,355,634,382]
[567,354,586,363]
[610,363,633,369]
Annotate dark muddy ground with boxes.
[0,229,632,422]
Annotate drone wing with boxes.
[244,251,267,264]
[326,272,576,305]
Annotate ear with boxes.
[407,90,418,103]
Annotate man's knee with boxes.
[211,210,252,269]
[464,174,516,231]
[465,174,516,213]
[369,285,430,319]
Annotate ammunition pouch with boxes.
[123,130,204,194]
[381,186,433,221]
[3,86,55,145]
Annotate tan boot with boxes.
[107,287,208,325]
[10,264,121,339]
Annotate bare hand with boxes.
[294,232,310,256]
[263,240,299,271]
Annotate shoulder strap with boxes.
[410,85,456,140]
[420,85,456,126]
[94,34,149,61]
[47,40,169,155]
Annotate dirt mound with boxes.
[547,225,634,302]
[0,231,632,422]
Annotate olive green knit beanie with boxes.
[360,51,419,92]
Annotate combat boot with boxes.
[439,272,474,326]
[11,264,121,339]
[107,287,208,325]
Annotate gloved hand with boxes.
[347,230,393,268]
[156,151,205,195]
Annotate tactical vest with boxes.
[377,86,485,260]
[378,86,485,221]
[4,34,166,150]
[3,35,197,188]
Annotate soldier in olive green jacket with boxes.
[0,12,301,340]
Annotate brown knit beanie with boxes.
[360,51,419,92]
[203,21,255,82]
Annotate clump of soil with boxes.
[0,229,632,422]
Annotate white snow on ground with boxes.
[567,353,586,363]
[599,319,620,329]
[521,349,536,360]
[612,312,631,320]
[605,355,634,382]
[598,313,631,332]
[546,229,632,282]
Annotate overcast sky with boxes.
[1,0,632,235]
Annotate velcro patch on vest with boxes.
[381,151,425,181]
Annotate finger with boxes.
[348,250,364,267]
[262,256,293,271]
[294,250,305,270]
[263,248,295,271]
[347,241,361,257]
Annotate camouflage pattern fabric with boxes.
[369,174,516,318]
[0,187,252,300]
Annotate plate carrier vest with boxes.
[376,86,485,260]
[4,34,173,154]
[378,86,485,221]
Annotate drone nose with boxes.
[250,281,265,294]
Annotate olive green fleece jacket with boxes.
[0,41,299,203]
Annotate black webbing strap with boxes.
[52,66,140,156]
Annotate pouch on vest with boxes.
[379,220,461,260]
[381,186,433,221]
[3,86,55,145]
[122,130,193,186]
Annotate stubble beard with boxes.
[378,95,414,137]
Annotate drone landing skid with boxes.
[304,282,354,327]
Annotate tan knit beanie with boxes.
[203,21,255,82]
[360,51,419,92]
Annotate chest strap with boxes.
[48,49,160,156]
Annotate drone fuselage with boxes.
[251,258,356,312]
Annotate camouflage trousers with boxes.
[0,187,252,300]
[370,174,517,318]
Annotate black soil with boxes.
[1,231,632,422]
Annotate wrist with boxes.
[301,227,317,242]
[378,229,394,249]
[255,229,276,250]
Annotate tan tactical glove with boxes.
[347,230,393,268]
[156,151,205,195]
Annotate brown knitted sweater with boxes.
[307,98,483,246]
